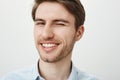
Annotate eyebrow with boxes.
[34,18,69,23]
[34,18,44,22]
[53,19,70,24]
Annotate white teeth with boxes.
[42,44,56,48]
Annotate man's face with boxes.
[34,2,84,63]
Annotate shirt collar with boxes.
[32,61,44,80]
[32,61,78,80]
[68,62,78,80]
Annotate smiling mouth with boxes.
[40,43,60,52]
[41,43,59,48]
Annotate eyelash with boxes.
[56,23,65,26]
[35,22,45,25]
[35,22,66,26]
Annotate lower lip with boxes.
[41,45,58,53]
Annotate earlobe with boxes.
[75,25,84,41]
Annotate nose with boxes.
[41,26,54,40]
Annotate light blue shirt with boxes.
[1,62,97,80]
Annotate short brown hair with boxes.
[32,0,85,30]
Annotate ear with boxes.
[75,25,84,41]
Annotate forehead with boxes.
[35,2,75,22]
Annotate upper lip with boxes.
[40,41,60,45]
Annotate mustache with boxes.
[37,38,61,44]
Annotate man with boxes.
[1,0,97,80]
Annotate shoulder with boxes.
[0,67,35,80]
[74,66,98,80]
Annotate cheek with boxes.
[34,27,41,43]
[54,28,76,42]
[34,27,41,38]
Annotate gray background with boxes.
[0,0,120,80]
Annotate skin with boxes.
[34,2,84,80]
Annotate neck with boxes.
[38,54,72,80]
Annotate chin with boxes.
[40,56,63,63]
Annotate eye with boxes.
[57,24,65,26]
[56,23,66,26]
[35,21,45,26]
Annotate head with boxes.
[32,0,85,63]
[32,0,85,30]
